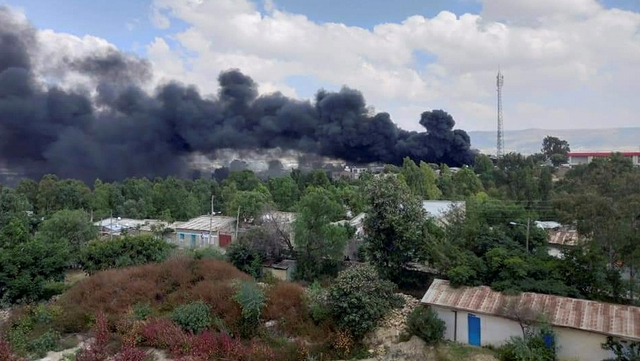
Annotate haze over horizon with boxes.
[3,0,640,132]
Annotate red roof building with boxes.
[567,152,640,166]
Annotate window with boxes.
[179,233,185,243]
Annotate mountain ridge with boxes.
[468,127,640,155]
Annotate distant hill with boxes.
[468,127,640,155]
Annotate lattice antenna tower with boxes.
[496,68,505,158]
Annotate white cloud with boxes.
[149,5,171,29]
[15,0,640,133]
[139,0,640,132]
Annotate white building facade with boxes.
[423,279,640,361]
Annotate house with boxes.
[259,210,296,244]
[94,218,169,237]
[262,259,296,281]
[568,152,640,166]
[422,279,640,361]
[172,215,236,249]
[547,229,580,258]
[422,200,465,224]
[332,212,367,260]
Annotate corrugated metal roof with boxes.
[548,230,580,246]
[569,152,640,157]
[94,218,167,232]
[422,279,640,340]
[422,201,465,220]
[174,215,236,232]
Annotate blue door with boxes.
[468,314,481,346]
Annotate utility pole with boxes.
[235,206,240,240]
[209,195,214,247]
[496,68,505,158]
[526,218,531,253]
[110,210,113,241]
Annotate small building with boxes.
[332,212,367,261]
[94,218,169,237]
[422,200,465,224]
[568,152,640,166]
[547,229,580,258]
[422,279,640,361]
[262,260,296,281]
[172,215,236,249]
[259,210,297,244]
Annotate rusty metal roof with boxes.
[547,230,580,246]
[422,279,640,340]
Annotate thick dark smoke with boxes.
[0,7,474,183]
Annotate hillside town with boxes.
[2,1,640,361]
[1,134,639,361]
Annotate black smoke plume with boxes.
[0,7,474,183]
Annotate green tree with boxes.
[363,176,431,282]
[36,210,98,266]
[36,175,59,215]
[0,220,69,303]
[399,158,441,200]
[13,179,38,212]
[420,161,442,200]
[268,176,299,211]
[226,241,263,278]
[327,264,403,340]
[293,187,348,281]
[0,188,30,229]
[541,136,570,166]
[78,235,175,274]
[451,167,483,198]
[226,189,271,223]
[225,170,262,191]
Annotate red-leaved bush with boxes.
[139,318,190,355]
[76,312,111,361]
[0,339,26,361]
[113,345,148,361]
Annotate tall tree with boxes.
[268,176,300,211]
[36,209,98,266]
[363,176,432,282]
[293,187,348,281]
[541,136,570,166]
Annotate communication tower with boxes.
[496,69,505,158]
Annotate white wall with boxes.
[555,328,614,361]
[432,306,521,346]
[432,306,617,361]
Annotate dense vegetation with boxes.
[1,136,639,360]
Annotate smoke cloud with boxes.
[0,7,474,183]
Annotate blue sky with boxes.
[5,0,638,54]
[3,0,482,53]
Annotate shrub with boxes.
[263,282,309,335]
[498,333,555,361]
[192,247,225,261]
[27,330,61,358]
[406,306,445,345]
[327,264,403,340]
[233,280,266,339]
[138,318,189,353]
[78,235,175,274]
[226,241,263,279]
[0,339,26,361]
[113,340,149,361]
[55,257,251,334]
[171,301,212,334]
[306,281,331,325]
[132,303,152,321]
[76,313,110,361]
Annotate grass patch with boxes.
[435,342,497,361]
[64,270,87,287]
